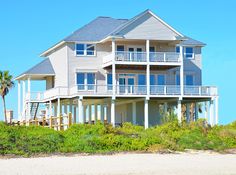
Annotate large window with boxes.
[76,44,95,56]
[76,72,95,90]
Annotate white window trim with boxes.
[75,43,97,57]
[76,72,96,91]
[184,47,195,60]
[175,46,195,60]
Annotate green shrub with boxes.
[1,119,236,156]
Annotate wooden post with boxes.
[50,116,53,129]
[68,113,72,127]
[59,116,63,131]
[42,117,46,127]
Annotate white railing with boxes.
[103,51,181,64]
[150,85,180,95]
[184,86,218,96]
[115,51,147,62]
[27,85,217,101]
[149,52,180,62]
[116,85,147,95]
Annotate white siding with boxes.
[48,45,68,87]
[118,13,179,40]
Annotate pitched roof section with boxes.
[64,17,128,42]
[15,59,55,80]
[181,37,206,46]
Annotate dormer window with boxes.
[76,43,96,56]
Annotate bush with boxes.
[0,120,236,156]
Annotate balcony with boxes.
[103,51,181,67]
[27,85,217,101]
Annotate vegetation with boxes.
[0,118,236,157]
[0,71,14,123]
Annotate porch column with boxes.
[177,100,182,123]
[49,101,52,118]
[94,104,97,123]
[69,100,72,113]
[195,102,199,121]
[111,99,115,127]
[146,40,150,97]
[88,105,92,124]
[112,38,116,99]
[132,102,136,125]
[164,102,168,114]
[209,100,214,126]
[73,106,77,123]
[78,97,84,123]
[204,102,208,121]
[180,45,184,97]
[22,80,26,120]
[17,81,21,121]
[101,105,104,123]
[144,99,149,129]
[186,103,190,123]
[215,97,219,125]
[57,98,61,117]
[27,77,31,120]
[84,105,87,123]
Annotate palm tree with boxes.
[0,71,14,123]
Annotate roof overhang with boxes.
[15,74,55,81]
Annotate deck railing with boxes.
[28,85,217,101]
[103,51,180,64]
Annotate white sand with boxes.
[0,152,236,175]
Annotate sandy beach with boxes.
[0,152,236,175]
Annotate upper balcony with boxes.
[103,51,181,68]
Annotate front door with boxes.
[118,74,136,94]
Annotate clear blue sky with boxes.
[0,0,236,124]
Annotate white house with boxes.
[15,9,218,128]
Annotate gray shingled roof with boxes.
[63,12,204,46]
[181,37,206,46]
[16,58,55,79]
[64,17,128,42]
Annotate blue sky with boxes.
[0,0,236,124]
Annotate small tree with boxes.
[0,71,14,123]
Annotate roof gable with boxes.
[113,10,184,40]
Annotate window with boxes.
[157,75,165,85]
[176,46,180,53]
[76,73,95,90]
[138,74,146,85]
[150,46,155,52]
[185,75,194,85]
[176,74,180,85]
[150,74,155,85]
[117,45,124,52]
[185,47,194,59]
[76,43,95,56]
[107,74,112,90]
